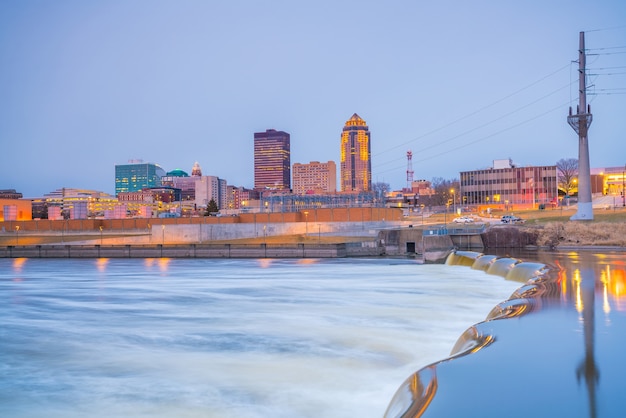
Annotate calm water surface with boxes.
[0,257,522,418]
[384,250,626,418]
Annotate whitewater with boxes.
[0,257,522,417]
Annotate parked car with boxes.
[453,216,474,223]
[501,215,524,224]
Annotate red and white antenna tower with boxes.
[406,150,414,190]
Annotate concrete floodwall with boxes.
[0,243,381,259]
[13,221,392,246]
[0,207,402,233]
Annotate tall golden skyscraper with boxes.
[340,113,371,192]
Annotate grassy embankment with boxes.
[419,206,626,247]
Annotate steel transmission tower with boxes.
[568,31,593,221]
[406,150,414,191]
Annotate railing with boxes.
[423,225,486,236]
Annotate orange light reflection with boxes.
[96,258,109,272]
[158,258,170,272]
[12,258,27,272]
[297,259,320,265]
[606,266,626,312]
[573,269,583,313]
[258,259,273,269]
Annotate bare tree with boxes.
[556,158,578,196]
[372,182,390,206]
[431,177,460,206]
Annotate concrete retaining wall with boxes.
[0,242,383,259]
[0,220,401,246]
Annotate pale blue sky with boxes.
[1,0,625,197]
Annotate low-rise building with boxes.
[292,161,337,194]
[460,159,558,209]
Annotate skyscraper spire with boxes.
[191,161,202,177]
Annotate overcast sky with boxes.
[1,0,625,197]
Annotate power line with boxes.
[588,72,626,76]
[587,65,626,70]
[373,63,571,158]
[375,100,573,176]
[585,25,626,33]
[588,51,626,56]
[372,31,624,183]
[586,45,626,51]
[374,81,574,169]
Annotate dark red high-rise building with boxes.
[254,129,291,191]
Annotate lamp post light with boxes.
[304,211,309,235]
[99,226,103,246]
[318,224,321,245]
[15,225,19,245]
[162,224,165,246]
[450,188,456,215]
[622,164,625,207]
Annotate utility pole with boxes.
[622,164,626,206]
[568,31,593,220]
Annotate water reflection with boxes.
[143,257,171,272]
[385,250,626,418]
[157,258,170,272]
[12,257,26,273]
[576,266,598,418]
[95,258,109,272]
[11,258,26,282]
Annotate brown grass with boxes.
[534,222,626,247]
[489,207,626,247]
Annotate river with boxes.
[0,257,523,417]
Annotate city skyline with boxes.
[1,1,625,198]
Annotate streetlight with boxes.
[162,224,165,246]
[304,211,309,235]
[317,224,321,244]
[450,188,456,215]
[99,225,103,246]
[15,225,19,245]
[622,164,625,207]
